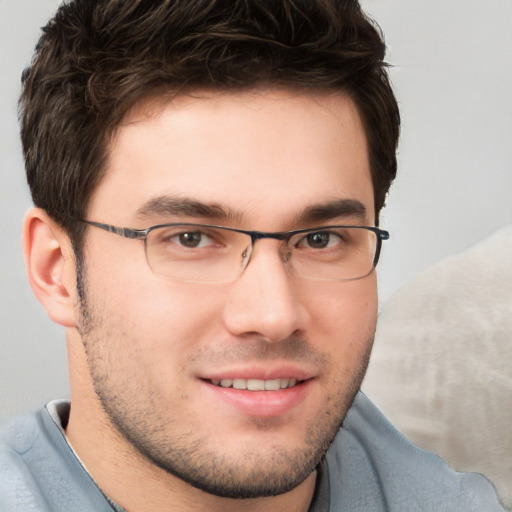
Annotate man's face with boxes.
[78,90,378,498]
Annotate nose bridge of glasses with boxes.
[240,231,293,272]
[249,231,290,243]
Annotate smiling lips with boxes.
[210,378,299,391]
[204,374,312,417]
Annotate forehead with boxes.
[90,89,374,227]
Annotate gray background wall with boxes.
[1,0,511,419]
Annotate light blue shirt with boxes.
[0,392,505,511]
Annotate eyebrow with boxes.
[136,196,241,223]
[136,195,368,225]
[294,198,368,225]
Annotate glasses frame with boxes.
[77,219,390,282]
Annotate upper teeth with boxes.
[210,378,297,391]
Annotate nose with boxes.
[222,240,309,342]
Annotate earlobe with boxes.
[22,208,78,328]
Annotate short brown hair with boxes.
[20,0,399,245]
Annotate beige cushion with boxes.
[363,226,512,507]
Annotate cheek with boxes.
[87,260,225,354]
[305,278,378,353]
[84,276,226,400]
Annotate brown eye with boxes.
[305,232,331,249]
[179,232,203,248]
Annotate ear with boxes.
[22,208,78,328]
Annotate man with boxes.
[0,1,505,511]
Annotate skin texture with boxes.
[24,89,378,512]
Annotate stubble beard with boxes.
[75,262,374,499]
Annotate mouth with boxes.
[208,378,300,391]
[201,373,313,417]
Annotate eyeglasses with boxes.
[78,220,390,283]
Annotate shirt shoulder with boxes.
[325,392,506,511]
[0,404,114,512]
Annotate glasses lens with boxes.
[146,225,250,283]
[146,224,379,282]
[289,226,378,281]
